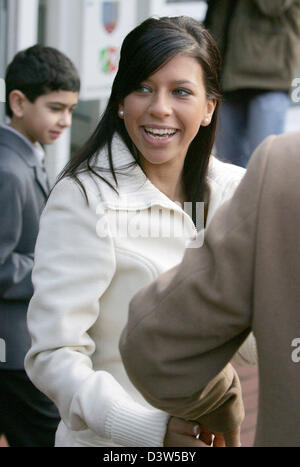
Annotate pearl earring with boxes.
[204,117,210,124]
[119,109,124,118]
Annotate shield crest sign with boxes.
[102,0,119,34]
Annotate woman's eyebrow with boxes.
[173,80,201,89]
[146,78,197,87]
[173,80,195,85]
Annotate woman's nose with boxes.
[148,91,172,118]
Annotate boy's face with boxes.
[13,90,78,145]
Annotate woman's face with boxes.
[119,54,216,172]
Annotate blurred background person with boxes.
[0,45,80,447]
[204,0,300,167]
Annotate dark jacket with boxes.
[204,0,300,92]
[0,126,49,369]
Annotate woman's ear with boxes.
[118,104,125,119]
[202,98,217,126]
[9,90,27,118]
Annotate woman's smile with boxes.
[142,125,179,145]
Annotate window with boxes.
[0,0,7,123]
[166,0,202,2]
[38,0,47,45]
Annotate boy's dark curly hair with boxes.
[5,44,81,117]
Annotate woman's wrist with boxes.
[105,397,170,447]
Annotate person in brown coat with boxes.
[120,131,300,447]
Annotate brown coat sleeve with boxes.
[120,136,274,434]
[254,0,296,17]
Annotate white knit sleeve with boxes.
[24,177,169,446]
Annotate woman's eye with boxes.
[173,88,191,97]
[135,84,151,94]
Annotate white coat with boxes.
[25,135,255,446]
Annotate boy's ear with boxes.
[9,90,27,118]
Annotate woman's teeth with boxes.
[144,127,177,139]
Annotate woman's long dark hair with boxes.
[57,16,222,224]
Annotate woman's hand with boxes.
[163,417,241,447]
[163,417,211,447]
[199,426,241,447]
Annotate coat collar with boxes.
[81,134,240,235]
[82,134,207,236]
[0,125,50,197]
[33,162,50,197]
[0,125,38,167]
[89,133,189,214]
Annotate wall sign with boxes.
[148,0,207,22]
[79,0,137,100]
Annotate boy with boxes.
[0,45,80,446]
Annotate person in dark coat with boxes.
[0,45,80,446]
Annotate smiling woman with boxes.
[24,16,256,448]
[119,54,215,202]
[54,16,224,222]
